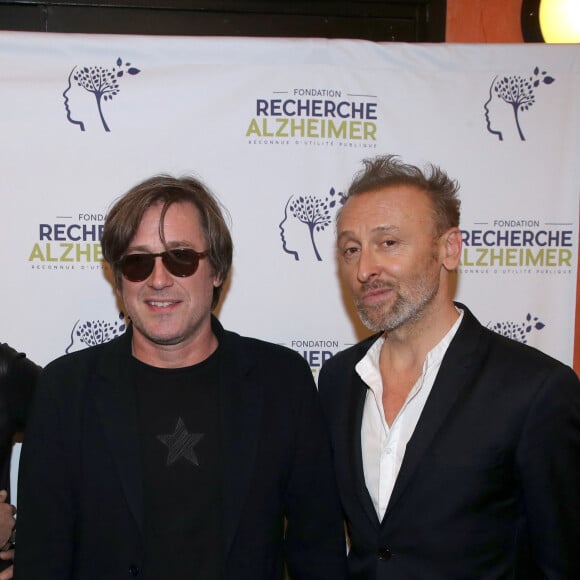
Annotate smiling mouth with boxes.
[147,300,178,308]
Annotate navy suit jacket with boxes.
[318,304,580,579]
[15,318,347,579]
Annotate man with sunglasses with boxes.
[15,175,347,580]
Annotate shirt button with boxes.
[377,547,392,560]
[128,564,141,576]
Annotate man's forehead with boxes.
[149,200,200,223]
[151,198,197,213]
[134,201,204,243]
[342,185,429,215]
[337,224,399,243]
[337,186,435,237]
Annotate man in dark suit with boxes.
[318,154,580,579]
[0,343,40,579]
[15,175,347,579]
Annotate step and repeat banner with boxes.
[1,32,579,376]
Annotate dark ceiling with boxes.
[0,0,446,41]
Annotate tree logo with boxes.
[487,312,545,344]
[65,311,126,353]
[63,58,141,132]
[484,67,555,141]
[279,187,346,261]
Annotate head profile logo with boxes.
[487,312,545,344]
[279,187,346,261]
[484,67,555,142]
[65,311,127,353]
[63,57,141,132]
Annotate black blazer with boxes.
[0,343,39,493]
[15,318,347,580]
[319,304,580,579]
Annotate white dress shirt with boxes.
[357,309,463,520]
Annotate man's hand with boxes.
[0,490,15,578]
[0,551,13,580]
[0,492,15,549]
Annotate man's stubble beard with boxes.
[355,269,440,333]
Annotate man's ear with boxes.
[441,227,462,271]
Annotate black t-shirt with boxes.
[133,346,223,579]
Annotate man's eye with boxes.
[383,239,396,247]
[342,247,360,259]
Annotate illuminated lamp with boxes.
[539,0,580,42]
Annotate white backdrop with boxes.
[1,32,579,380]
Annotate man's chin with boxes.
[356,306,388,333]
[135,327,185,347]
[357,302,414,333]
[149,333,188,346]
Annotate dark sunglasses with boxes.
[118,248,208,282]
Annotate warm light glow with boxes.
[540,0,580,42]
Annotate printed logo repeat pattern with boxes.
[63,57,141,131]
[484,67,555,141]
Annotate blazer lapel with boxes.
[91,330,145,532]
[217,323,263,558]
[386,306,485,513]
[348,371,382,528]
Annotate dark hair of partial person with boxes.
[101,174,233,309]
[341,154,461,235]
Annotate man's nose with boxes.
[357,248,381,283]
[147,256,174,289]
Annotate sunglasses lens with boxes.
[120,254,156,282]
[162,249,200,277]
[119,249,204,282]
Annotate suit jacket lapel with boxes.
[348,369,381,528]
[91,329,145,532]
[386,306,485,513]
[216,320,263,558]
